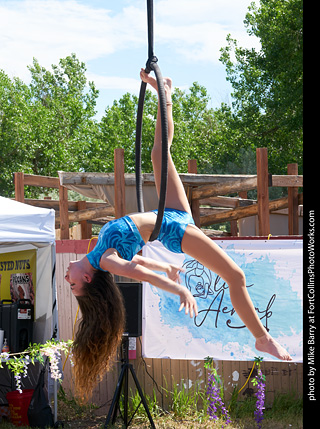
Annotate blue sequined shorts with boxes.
[153,208,195,253]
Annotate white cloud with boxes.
[0,0,260,90]
[0,0,145,80]
[86,73,140,92]
[155,0,261,64]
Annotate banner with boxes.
[0,249,36,305]
[142,239,302,362]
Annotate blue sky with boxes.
[0,0,260,119]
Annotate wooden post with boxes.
[239,191,248,199]
[188,159,201,227]
[256,148,270,236]
[77,200,92,239]
[287,163,299,235]
[114,148,126,218]
[59,184,69,239]
[14,172,25,203]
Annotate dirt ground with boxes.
[56,415,303,429]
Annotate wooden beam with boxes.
[114,148,125,218]
[192,176,257,200]
[256,148,270,236]
[271,175,303,187]
[14,172,25,203]
[77,200,92,239]
[22,174,60,188]
[55,205,115,224]
[200,193,303,226]
[188,160,200,227]
[16,171,303,189]
[59,184,69,239]
[59,171,258,187]
[22,199,111,211]
[287,163,299,235]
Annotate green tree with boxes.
[0,71,34,195]
[99,90,157,173]
[219,0,303,174]
[27,54,100,176]
[0,54,100,197]
[99,82,221,175]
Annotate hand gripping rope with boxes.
[135,0,168,241]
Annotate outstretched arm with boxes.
[132,254,183,283]
[101,252,197,318]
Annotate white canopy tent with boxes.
[0,196,57,344]
[0,196,59,418]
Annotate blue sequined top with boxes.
[86,216,145,270]
[86,209,195,271]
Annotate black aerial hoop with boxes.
[135,0,168,242]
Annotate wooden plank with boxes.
[23,173,60,188]
[237,361,253,402]
[56,252,74,393]
[144,358,155,399]
[230,220,238,236]
[188,160,201,227]
[200,194,303,226]
[260,361,274,406]
[60,171,258,187]
[55,205,115,224]
[114,148,125,218]
[18,171,303,190]
[14,172,25,202]
[170,359,180,400]
[256,148,270,236]
[296,363,303,398]
[201,196,245,208]
[192,176,257,200]
[23,199,110,211]
[271,175,303,187]
[59,184,69,239]
[180,359,189,392]
[152,358,164,405]
[77,201,92,239]
[287,164,299,235]
[222,360,234,403]
[161,359,172,410]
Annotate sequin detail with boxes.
[154,209,195,253]
[87,216,145,269]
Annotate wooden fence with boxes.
[56,240,303,415]
[13,148,303,240]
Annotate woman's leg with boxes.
[140,70,292,361]
[140,69,191,214]
[182,225,292,361]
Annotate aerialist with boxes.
[65,68,292,399]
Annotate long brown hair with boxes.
[72,270,125,400]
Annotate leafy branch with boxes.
[0,339,73,393]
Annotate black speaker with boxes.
[0,299,33,353]
[117,282,142,337]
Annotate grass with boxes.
[0,386,303,429]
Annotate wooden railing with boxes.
[13,147,303,239]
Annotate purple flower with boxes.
[253,368,265,429]
[206,372,232,427]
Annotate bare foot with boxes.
[140,68,172,103]
[255,333,292,361]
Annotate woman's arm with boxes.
[131,254,182,283]
[101,253,197,318]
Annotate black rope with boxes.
[135,0,168,241]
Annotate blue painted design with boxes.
[153,209,195,253]
[87,216,145,268]
[150,243,302,359]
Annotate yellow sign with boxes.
[0,249,36,304]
